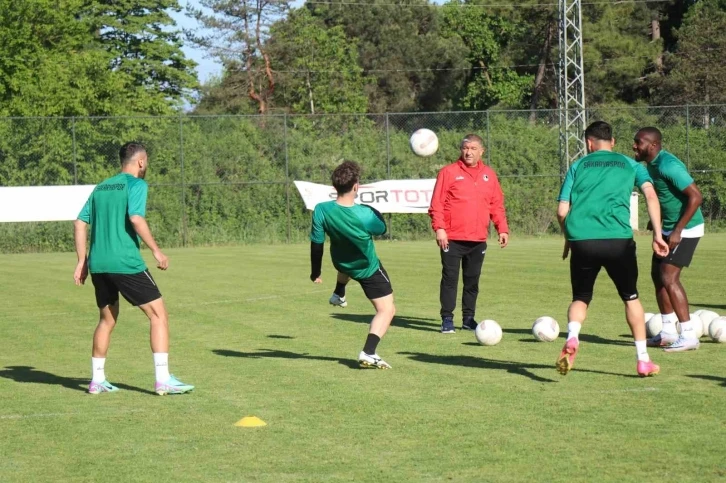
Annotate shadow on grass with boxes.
[212,349,360,369]
[330,313,440,332]
[267,335,295,339]
[690,302,726,311]
[503,328,630,346]
[399,352,642,381]
[0,366,155,395]
[687,374,726,388]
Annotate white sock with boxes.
[91,357,106,383]
[634,340,650,362]
[567,321,582,340]
[154,353,170,382]
[680,321,696,339]
[661,312,678,334]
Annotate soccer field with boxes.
[1,235,724,482]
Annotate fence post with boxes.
[385,113,392,240]
[486,110,491,165]
[284,113,291,243]
[72,117,77,184]
[685,105,691,170]
[179,114,187,248]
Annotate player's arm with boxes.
[661,161,702,248]
[556,165,575,259]
[73,197,91,285]
[673,183,703,234]
[364,205,387,236]
[127,180,168,270]
[487,170,509,248]
[310,206,325,283]
[428,169,449,250]
[640,182,669,257]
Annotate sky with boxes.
[168,0,224,84]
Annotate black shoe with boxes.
[441,317,455,334]
[462,317,477,331]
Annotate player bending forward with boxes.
[309,161,396,369]
[74,142,194,395]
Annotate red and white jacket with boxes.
[428,159,509,242]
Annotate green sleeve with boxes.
[660,158,694,191]
[557,164,576,202]
[127,179,148,217]
[362,205,386,236]
[631,159,653,189]
[77,195,92,223]
[310,205,326,244]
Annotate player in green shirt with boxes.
[556,121,668,377]
[74,142,193,396]
[310,161,395,369]
[634,127,704,352]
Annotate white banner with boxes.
[294,179,436,213]
[0,185,95,222]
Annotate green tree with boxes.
[266,8,368,114]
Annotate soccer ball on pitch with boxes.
[409,128,439,157]
[690,313,704,338]
[697,310,719,338]
[708,316,726,343]
[646,313,663,338]
[532,316,560,342]
[475,320,502,346]
[644,312,655,322]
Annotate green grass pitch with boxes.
[1,235,725,482]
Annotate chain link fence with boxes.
[1,105,725,252]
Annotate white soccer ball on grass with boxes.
[708,316,726,343]
[646,314,663,338]
[697,310,719,338]
[475,320,502,346]
[532,316,560,342]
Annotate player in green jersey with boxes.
[634,127,704,352]
[309,161,395,369]
[556,121,668,377]
[74,142,193,395]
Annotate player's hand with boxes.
[498,233,509,248]
[562,240,571,260]
[153,249,169,270]
[74,259,88,286]
[436,229,449,251]
[653,236,669,258]
[667,229,682,250]
[312,277,322,284]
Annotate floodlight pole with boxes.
[557,0,586,173]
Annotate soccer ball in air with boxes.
[532,316,560,342]
[409,128,439,157]
[708,316,726,343]
[475,320,502,346]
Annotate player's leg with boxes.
[440,241,464,334]
[116,270,194,395]
[330,271,350,308]
[89,274,120,394]
[662,237,701,352]
[648,253,679,346]
[358,264,395,369]
[557,240,599,375]
[460,241,487,330]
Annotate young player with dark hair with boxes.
[309,161,395,369]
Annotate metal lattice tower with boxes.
[557,0,586,170]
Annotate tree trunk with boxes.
[306,72,315,114]
[652,19,663,72]
[529,17,556,124]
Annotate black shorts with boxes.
[91,270,162,308]
[570,239,638,303]
[653,235,699,269]
[356,264,393,300]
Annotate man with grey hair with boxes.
[428,134,509,334]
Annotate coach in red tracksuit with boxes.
[428,133,509,334]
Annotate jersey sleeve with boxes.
[127,180,148,217]
[363,205,387,236]
[557,164,576,202]
[77,194,92,223]
[630,159,653,189]
[660,157,694,191]
[310,205,326,244]
[428,168,449,231]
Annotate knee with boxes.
[661,269,680,287]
